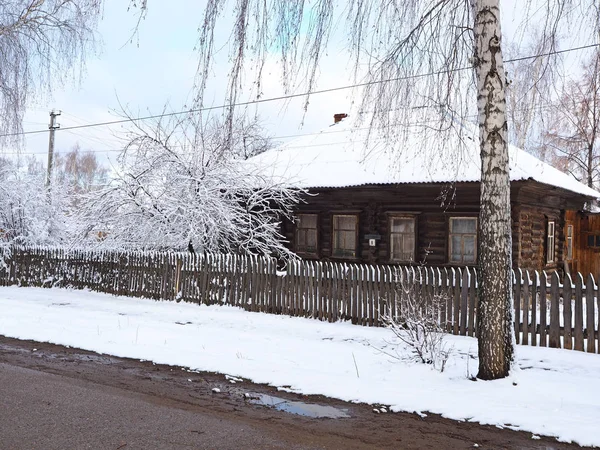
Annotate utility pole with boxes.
[46,110,61,188]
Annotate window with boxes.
[332,214,358,258]
[546,220,555,264]
[295,214,318,255]
[449,217,477,264]
[587,234,600,248]
[566,224,574,260]
[389,216,416,262]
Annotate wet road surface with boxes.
[0,336,586,450]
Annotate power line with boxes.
[0,99,578,157]
[2,42,597,140]
[505,42,599,63]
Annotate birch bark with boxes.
[473,0,515,379]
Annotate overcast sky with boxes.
[16,0,593,167]
[18,0,357,167]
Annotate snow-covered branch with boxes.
[76,112,302,256]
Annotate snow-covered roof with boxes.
[252,115,600,199]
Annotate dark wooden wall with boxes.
[282,181,590,273]
[513,204,564,272]
[566,210,600,280]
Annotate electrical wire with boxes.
[1,41,597,140]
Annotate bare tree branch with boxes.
[0,0,105,146]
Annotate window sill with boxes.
[331,255,359,261]
[296,252,319,260]
[445,262,478,267]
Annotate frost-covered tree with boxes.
[77,113,300,255]
[0,156,72,245]
[180,0,600,380]
[0,0,103,146]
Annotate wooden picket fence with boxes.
[0,246,598,353]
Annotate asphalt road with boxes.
[0,337,588,450]
[0,362,317,450]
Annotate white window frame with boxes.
[449,217,477,264]
[332,214,358,258]
[546,220,555,264]
[566,224,573,261]
[295,214,318,256]
[389,215,416,262]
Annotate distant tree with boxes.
[198,114,274,160]
[505,32,558,159]
[232,117,274,160]
[54,144,109,195]
[544,52,600,189]
[77,112,300,254]
[0,0,103,146]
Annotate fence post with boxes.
[539,271,548,347]
[460,269,469,336]
[468,267,477,337]
[439,268,447,331]
[563,273,573,350]
[549,271,560,348]
[586,274,596,353]
[453,268,461,335]
[174,256,182,302]
[531,271,539,346]
[522,271,530,345]
[574,273,585,351]
[513,268,521,344]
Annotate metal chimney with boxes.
[333,113,348,124]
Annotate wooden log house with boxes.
[253,114,600,277]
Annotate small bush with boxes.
[381,275,452,372]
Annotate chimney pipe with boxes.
[333,113,348,124]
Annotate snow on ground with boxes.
[1,286,599,447]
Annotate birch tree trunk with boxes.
[474,0,515,380]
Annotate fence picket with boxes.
[574,273,585,351]
[563,273,573,350]
[549,272,561,348]
[460,269,469,336]
[440,268,447,331]
[540,271,548,347]
[586,274,596,353]
[531,271,539,347]
[522,271,530,345]
[514,269,521,344]
[453,268,461,335]
[468,268,477,337]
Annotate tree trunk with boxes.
[588,143,594,188]
[474,0,515,380]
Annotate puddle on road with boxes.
[247,393,350,419]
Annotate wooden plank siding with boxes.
[282,180,589,274]
[3,246,599,354]
[566,210,600,282]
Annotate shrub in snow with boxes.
[381,274,452,372]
